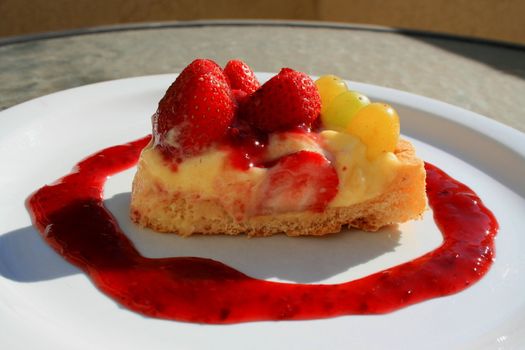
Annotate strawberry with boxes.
[154,59,235,159]
[242,68,321,133]
[258,151,338,214]
[231,89,249,107]
[223,59,260,95]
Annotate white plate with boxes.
[1,74,524,350]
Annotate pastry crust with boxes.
[130,139,427,236]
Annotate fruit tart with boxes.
[130,59,426,236]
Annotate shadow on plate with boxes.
[105,192,402,284]
[0,225,80,282]
[0,192,402,284]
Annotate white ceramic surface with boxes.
[1,74,524,350]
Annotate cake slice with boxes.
[130,59,426,236]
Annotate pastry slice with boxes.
[130,59,426,236]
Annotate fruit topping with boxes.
[242,68,321,133]
[153,60,400,164]
[346,103,400,159]
[315,74,348,115]
[258,150,339,213]
[316,75,399,158]
[154,59,235,159]
[231,89,249,107]
[224,59,261,95]
[322,90,370,131]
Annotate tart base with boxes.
[130,139,426,236]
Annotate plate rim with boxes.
[1,74,524,350]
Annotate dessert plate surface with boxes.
[1,74,524,350]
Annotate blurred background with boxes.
[2,0,524,133]
[1,0,524,45]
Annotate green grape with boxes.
[315,75,348,114]
[347,103,400,159]
[322,90,370,131]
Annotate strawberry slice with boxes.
[258,151,338,214]
[224,59,260,95]
[242,68,321,133]
[154,59,235,159]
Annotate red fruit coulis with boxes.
[28,135,498,324]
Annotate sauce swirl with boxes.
[28,136,498,323]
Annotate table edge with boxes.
[1,19,524,51]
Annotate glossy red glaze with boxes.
[223,121,268,170]
[222,124,317,171]
[28,137,498,324]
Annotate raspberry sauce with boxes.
[28,136,498,324]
